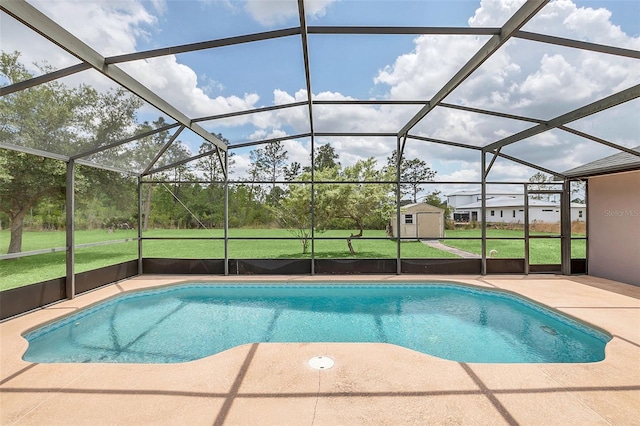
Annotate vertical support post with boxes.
[137,176,143,275]
[561,179,572,275]
[524,184,530,275]
[224,151,229,275]
[395,136,402,274]
[65,160,75,299]
[310,136,316,275]
[584,179,589,274]
[480,152,487,275]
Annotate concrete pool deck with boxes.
[1,274,639,425]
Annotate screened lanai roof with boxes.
[1,0,639,181]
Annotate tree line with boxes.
[1,51,444,255]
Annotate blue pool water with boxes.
[23,283,610,364]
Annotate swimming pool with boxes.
[23,282,610,364]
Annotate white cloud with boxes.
[149,0,168,15]
[467,0,526,27]
[243,0,336,26]
[200,74,226,96]
[438,168,480,183]
[231,153,251,179]
[499,129,629,174]
[119,56,261,120]
[0,16,79,76]
[518,54,600,103]
[375,35,487,100]
[370,14,640,133]
[407,0,640,178]
[525,0,640,49]
[262,0,640,178]
[248,128,288,141]
[5,0,638,182]
[5,0,261,124]
[311,91,415,133]
[267,89,310,130]
[31,0,158,56]
[410,107,533,150]
[243,0,297,26]
[460,0,640,117]
[304,0,337,18]
[281,138,311,166]
[490,161,534,180]
[267,89,410,135]
[2,0,157,75]
[330,136,395,166]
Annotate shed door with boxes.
[416,212,442,239]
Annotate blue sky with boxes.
[575,0,640,35]
[2,0,639,189]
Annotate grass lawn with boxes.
[442,229,586,264]
[1,229,452,291]
[143,229,457,259]
[1,228,586,292]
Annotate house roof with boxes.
[400,202,444,213]
[446,190,521,197]
[456,197,554,209]
[455,197,586,209]
[563,147,640,179]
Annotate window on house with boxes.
[579,210,583,218]
[490,210,495,216]
[500,210,503,218]
[513,210,516,218]
[405,214,413,224]
[542,209,553,212]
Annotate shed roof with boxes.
[400,203,444,213]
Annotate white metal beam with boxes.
[229,133,312,150]
[559,126,640,158]
[514,31,640,59]
[491,151,565,178]
[193,101,308,123]
[0,142,70,161]
[105,28,301,64]
[439,102,545,124]
[0,63,91,96]
[298,0,315,138]
[71,123,181,160]
[483,84,640,152]
[405,134,482,151]
[308,26,500,35]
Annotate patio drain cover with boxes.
[308,356,334,370]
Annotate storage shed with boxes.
[390,203,445,239]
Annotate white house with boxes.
[446,189,523,209]
[447,191,585,224]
